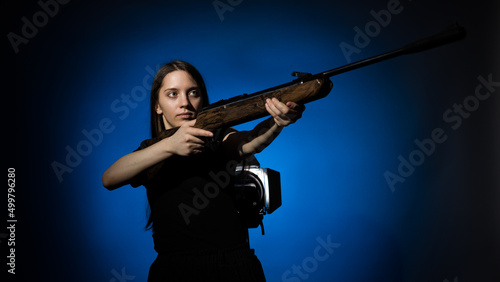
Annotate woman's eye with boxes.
[189,90,199,96]
[167,92,177,97]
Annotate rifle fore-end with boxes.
[196,78,332,130]
[144,77,332,180]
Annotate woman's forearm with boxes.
[102,139,174,190]
[242,117,283,155]
[103,121,214,190]
[223,99,305,157]
[224,117,283,157]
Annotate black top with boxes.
[132,128,250,254]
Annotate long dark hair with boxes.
[146,60,209,231]
[149,60,210,137]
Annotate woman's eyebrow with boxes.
[163,85,198,92]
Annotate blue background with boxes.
[5,0,499,281]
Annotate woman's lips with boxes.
[177,113,194,119]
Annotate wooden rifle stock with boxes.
[142,23,465,180]
[143,77,332,147]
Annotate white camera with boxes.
[233,165,281,234]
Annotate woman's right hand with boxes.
[162,119,214,156]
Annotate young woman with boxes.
[102,60,305,281]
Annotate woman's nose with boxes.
[178,92,192,108]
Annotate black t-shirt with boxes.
[132,128,251,253]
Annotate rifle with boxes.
[143,23,466,179]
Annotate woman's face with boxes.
[156,70,204,129]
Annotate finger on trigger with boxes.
[188,127,214,138]
[198,129,214,138]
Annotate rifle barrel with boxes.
[318,23,466,79]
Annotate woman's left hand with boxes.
[265,98,305,127]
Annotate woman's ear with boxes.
[155,103,162,115]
